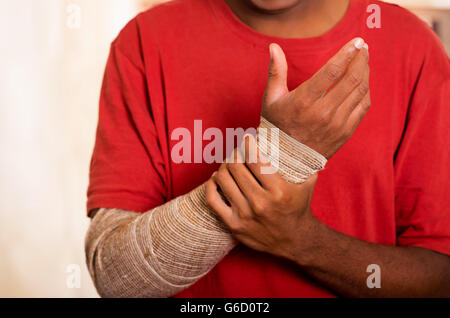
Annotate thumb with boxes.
[263,43,288,107]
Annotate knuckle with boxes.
[268,68,279,79]
[303,92,317,107]
[359,92,372,112]
[293,87,311,107]
[217,167,227,181]
[324,63,344,82]
[272,189,284,204]
[358,82,369,97]
[343,127,354,140]
[253,200,269,216]
[273,193,291,210]
[345,71,363,87]
[318,110,332,125]
[362,98,372,111]
[329,119,344,133]
[297,85,317,105]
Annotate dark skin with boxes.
[225,0,351,38]
[205,0,450,297]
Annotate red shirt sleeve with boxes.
[87,19,167,214]
[394,29,450,256]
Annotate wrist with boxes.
[258,117,327,184]
[284,213,326,267]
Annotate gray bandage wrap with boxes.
[85,117,327,297]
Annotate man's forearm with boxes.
[289,215,450,297]
[85,117,328,297]
[85,187,235,298]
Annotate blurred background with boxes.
[0,0,448,298]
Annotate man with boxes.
[86,0,450,297]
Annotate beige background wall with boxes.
[0,0,447,298]
[0,0,166,298]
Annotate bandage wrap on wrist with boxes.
[258,117,327,183]
[86,117,327,297]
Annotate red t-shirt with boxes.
[87,0,450,297]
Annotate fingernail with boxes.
[354,38,364,50]
[363,43,369,50]
[212,172,217,178]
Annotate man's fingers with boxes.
[324,47,370,108]
[346,91,372,133]
[299,37,365,101]
[332,59,370,122]
[214,164,247,210]
[205,177,233,223]
[227,149,265,204]
[241,134,284,191]
[263,43,289,110]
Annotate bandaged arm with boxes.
[85,117,327,298]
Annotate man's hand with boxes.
[205,135,450,298]
[205,134,317,260]
[263,38,370,158]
